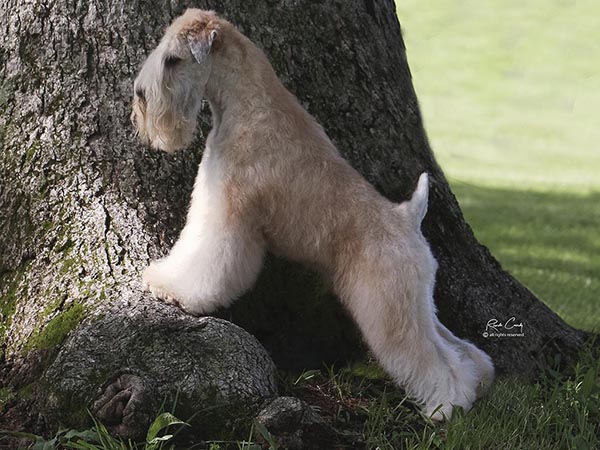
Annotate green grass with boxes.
[0,412,278,450]
[1,412,189,450]
[395,0,600,332]
[283,351,600,450]
[451,185,600,331]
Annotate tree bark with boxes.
[0,0,590,438]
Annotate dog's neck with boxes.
[203,28,287,135]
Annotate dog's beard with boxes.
[132,97,199,153]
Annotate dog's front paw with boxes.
[145,283,181,307]
[142,262,181,307]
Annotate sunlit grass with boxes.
[451,184,600,331]
[396,0,600,331]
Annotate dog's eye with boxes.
[135,87,146,102]
[164,55,183,68]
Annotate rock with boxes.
[256,396,338,450]
[38,299,278,440]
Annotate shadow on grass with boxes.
[451,182,600,332]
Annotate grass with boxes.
[1,412,189,450]
[0,412,279,450]
[395,0,600,332]
[282,350,600,450]
[450,185,600,331]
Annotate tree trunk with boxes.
[0,0,590,439]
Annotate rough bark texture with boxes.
[0,0,591,439]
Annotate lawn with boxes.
[395,0,600,332]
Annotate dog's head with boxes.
[131,9,222,152]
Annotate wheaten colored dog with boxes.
[131,9,494,420]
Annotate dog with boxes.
[131,9,494,420]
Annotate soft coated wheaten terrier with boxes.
[131,9,494,421]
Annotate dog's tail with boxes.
[401,172,429,228]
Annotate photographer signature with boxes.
[486,317,524,334]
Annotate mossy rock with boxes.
[39,297,278,440]
[24,302,86,354]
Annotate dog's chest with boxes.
[188,146,228,220]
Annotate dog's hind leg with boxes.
[337,247,480,421]
[434,318,495,398]
[334,173,481,420]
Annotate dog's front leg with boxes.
[142,158,265,315]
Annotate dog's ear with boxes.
[187,26,219,64]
